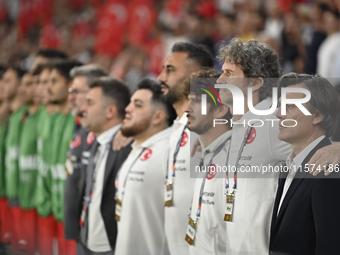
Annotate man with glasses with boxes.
[64,64,108,242]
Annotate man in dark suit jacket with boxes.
[76,77,131,255]
[64,64,108,241]
[270,73,340,255]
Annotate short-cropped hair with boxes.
[137,78,177,127]
[89,77,131,119]
[70,64,107,86]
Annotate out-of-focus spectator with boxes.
[264,0,284,43]
[304,2,328,74]
[281,13,306,74]
[317,8,340,78]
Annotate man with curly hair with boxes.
[214,37,340,254]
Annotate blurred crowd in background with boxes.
[1,0,340,91]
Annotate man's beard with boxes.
[160,82,182,104]
[190,118,213,135]
[121,117,151,137]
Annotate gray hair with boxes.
[70,64,107,86]
[278,72,340,137]
[218,37,282,101]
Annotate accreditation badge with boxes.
[65,155,74,176]
[115,199,122,222]
[185,217,197,245]
[164,182,173,207]
[224,194,235,222]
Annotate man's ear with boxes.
[152,110,166,126]
[312,112,324,125]
[251,77,264,93]
[106,104,118,119]
[215,104,229,119]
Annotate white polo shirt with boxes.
[115,128,171,255]
[189,130,232,255]
[225,98,291,255]
[165,113,197,255]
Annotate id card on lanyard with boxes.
[165,124,187,207]
[185,136,231,245]
[114,148,146,221]
[224,125,253,222]
[80,140,111,227]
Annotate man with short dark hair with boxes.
[157,42,214,255]
[36,60,82,255]
[77,77,131,255]
[115,79,176,255]
[64,64,107,241]
[183,70,233,254]
[270,73,340,254]
[30,48,68,71]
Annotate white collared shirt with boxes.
[115,128,171,255]
[278,135,325,214]
[189,130,232,255]
[87,124,121,252]
[165,113,197,255]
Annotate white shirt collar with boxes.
[199,130,232,155]
[286,135,325,170]
[174,112,188,125]
[132,127,172,150]
[96,124,122,146]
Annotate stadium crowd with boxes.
[1,0,340,255]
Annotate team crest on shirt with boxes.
[70,135,81,150]
[246,127,256,144]
[207,163,217,180]
[180,132,188,147]
[87,132,95,145]
[140,149,152,161]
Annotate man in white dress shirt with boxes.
[77,77,131,255]
[115,79,176,255]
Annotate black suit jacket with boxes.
[64,126,91,240]
[79,133,132,250]
[270,137,340,255]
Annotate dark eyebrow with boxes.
[165,64,175,69]
[133,99,144,104]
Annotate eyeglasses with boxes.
[68,88,89,95]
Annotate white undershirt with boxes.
[278,135,325,214]
[87,124,121,252]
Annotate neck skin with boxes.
[134,123,168,145]
[232,91,261,122]
[45,103,59,114]
[95,118,122,138]
[173,98,187,119]
[58,100,70,115]
[290,129,325,157]
[199,124,231,149]
[28,103,40,115]
[10,95,24,112]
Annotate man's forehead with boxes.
[165,52,189,66]
[87,87,102,98]
[132,89,152,102]
[284,84,307,99]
